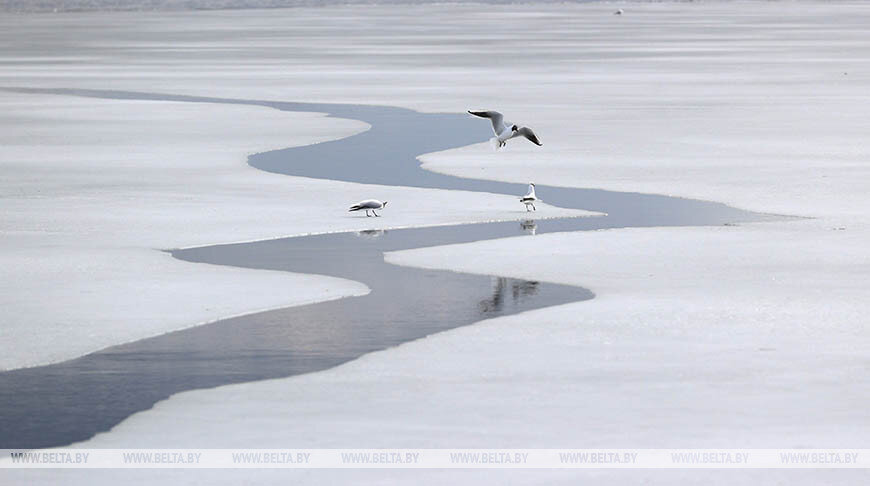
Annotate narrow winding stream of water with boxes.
[0,88,776,449]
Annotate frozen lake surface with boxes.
[0,89,774,448]
[0,0,598,14]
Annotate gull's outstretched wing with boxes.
[468,110,506,135]
[517,126,542,146]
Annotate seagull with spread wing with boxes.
[468,110,542,149]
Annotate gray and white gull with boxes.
[520,183,538,212]
[468,110,542,149]
[349,199,388,217]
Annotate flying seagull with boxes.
[468,110,542,148]
[349,199,388,217]
[520,183,538,212]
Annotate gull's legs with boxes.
[365,210,371,217]
[373,210,380,217]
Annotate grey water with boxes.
[0,88,776,449]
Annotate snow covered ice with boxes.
[2,1,869,484]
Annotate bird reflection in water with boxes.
[354,229,386,240]
[479,277,540,314]
[520,220,537,235]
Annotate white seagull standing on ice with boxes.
[349,199,388,217]
[468,110,542,149]
[520,183,538,211]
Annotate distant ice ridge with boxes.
[0,0,600,14]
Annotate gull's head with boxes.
[382,201,388,207]
[511,124,518,132]
[529,182,535,187]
